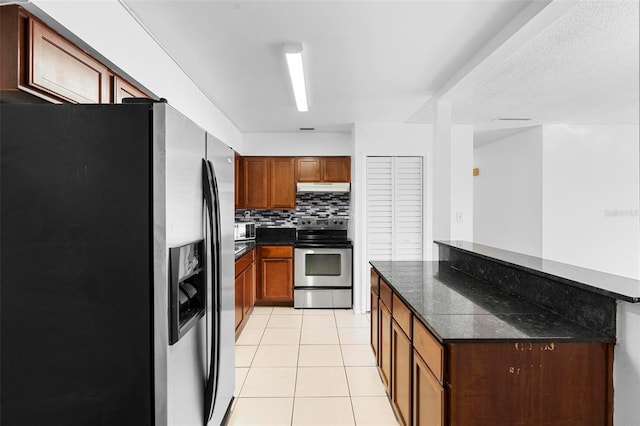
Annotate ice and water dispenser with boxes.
[169,240,205,345]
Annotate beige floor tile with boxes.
[272,306,303,315]
[240,367,297,397]
[335,314,370,328]
[298,344,343,367]
[341,344,377,366]
[261,328,301,345]
[300,328,340,345]
[250,306,273,315]
[333,308,356,316]
[292,397,355,425]
[236,328,264,345]
[338,327,370,345]
[351,396,399,425]
[295,367,349,397]
[235,345,258,367]
[302,315,337,329]
[244,313,270,329]
[227,397,294,426]
[303,308,335,315]
[252,345,299,367]
[345,366,387,396]
[268,314,303,328]
[234,368,249,397]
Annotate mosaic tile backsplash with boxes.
[235,192,350,227]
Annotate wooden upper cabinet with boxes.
[296,157,322,182]
[234,154,246,209]
[295,156,351,183]
[0,5,148,104]
[269,157,295,209]
[244,157,269,208]
[29,19,111,104]
[243,157,295,209]
[113,76,148,103]
[322,156,351,182]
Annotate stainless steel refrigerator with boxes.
[0,101,235,425]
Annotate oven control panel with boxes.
[297,217,348,230]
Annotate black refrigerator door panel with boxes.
[0,104,154,425]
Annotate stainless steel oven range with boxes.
[294,217,353,309]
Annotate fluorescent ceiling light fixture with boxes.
[284,43,308,112]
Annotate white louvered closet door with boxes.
[366,156,423,261]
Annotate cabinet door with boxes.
[371,289,379,362]
[235,154,245,208]
[235,274,244,330]
[29,19,111,103]
[322,157,351,182]
[413,351,444,426]
[243,261,255,316]
[269,157,295,209]
[379,300,392,395]
[113,76,147,103]
[392,320,412,426]
[296,157,322,182]
[244,157,268,208]
[260,258,293,302]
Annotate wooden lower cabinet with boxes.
[371,288,379,361]
[413,351,444,426]
[371,268,380,362]
[446,342,612,425]
[370,267,613,426]
[256,245,293,304]
[379,300,392,395]
[392,320,412,426]
[234,249,256,336]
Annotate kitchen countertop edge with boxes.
[370,261,614,344]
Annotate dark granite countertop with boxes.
[370,261,613,344]
[436,241,640,302]
[234,240,256,260]
[234,227,296,260]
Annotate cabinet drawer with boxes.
[413,318,444,384]
[261,245,293,258]
[380,279,392,310]
[235,248,254,276]
[370,268,380,295]
[392,293,412,338]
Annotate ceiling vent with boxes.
[299,127,315,131]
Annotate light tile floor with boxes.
[227,307,399,426]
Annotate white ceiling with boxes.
[121,0,639,140]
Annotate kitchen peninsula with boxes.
[368,240,638,425]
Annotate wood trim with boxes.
[380,279,392,311]
[370,268,380,295]
[413,318,444,384]
[392,293,412,337]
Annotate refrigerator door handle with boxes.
[202,159,221,424]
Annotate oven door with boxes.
[294,247,352,288]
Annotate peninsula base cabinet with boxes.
[370,269,613,426]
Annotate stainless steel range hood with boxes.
[296,182,350,193]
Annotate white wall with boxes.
[30,0,242,151]
[450,125,474,241]
[473,126,543,257]
[241,132,352,156]
[542,124,639,279]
